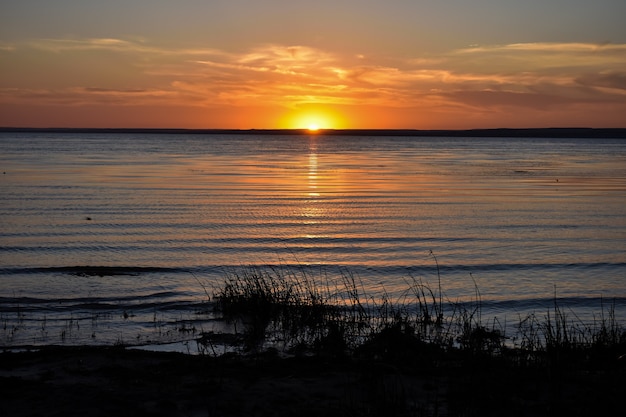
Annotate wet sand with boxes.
[1,346,624,416]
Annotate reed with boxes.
[214,266,340,351]
[210,264,626,367]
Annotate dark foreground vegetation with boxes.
[209,265,625,358]
[2,266,625,416]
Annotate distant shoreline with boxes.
[2,126,626,138]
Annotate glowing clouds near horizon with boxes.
[2,36,626,129]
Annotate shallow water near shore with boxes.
[1,132,625,348]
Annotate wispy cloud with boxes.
[1,38,625,118]
[458,42,626,53]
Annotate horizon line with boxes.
[2,126,626,138]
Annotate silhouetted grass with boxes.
[210,265,626,369]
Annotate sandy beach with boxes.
[1,345,624,417]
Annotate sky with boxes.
[1,0,626,129]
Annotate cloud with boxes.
[2,38,625,118]
[443,90,572,110]
[83,87,148,93]
[576,72,626,91]
[21,37,149,54]
[458,42,626,54]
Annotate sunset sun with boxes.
[295,114,327,130]
[279,107,348,130]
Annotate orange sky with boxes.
[2,2,626,129]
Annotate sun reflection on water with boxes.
[308,140,319,197]
[300,138,324,227]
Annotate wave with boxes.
[3,293,622,317]
[2,261,625,277]
[0,291,209,314]
[213,262,626,275]
[456,296,626,310]
[0,266,184,276]
[0,291,180,305]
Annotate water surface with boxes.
[1,132,625,348]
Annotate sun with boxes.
[298,116,325,131]
[278,107,347,130]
